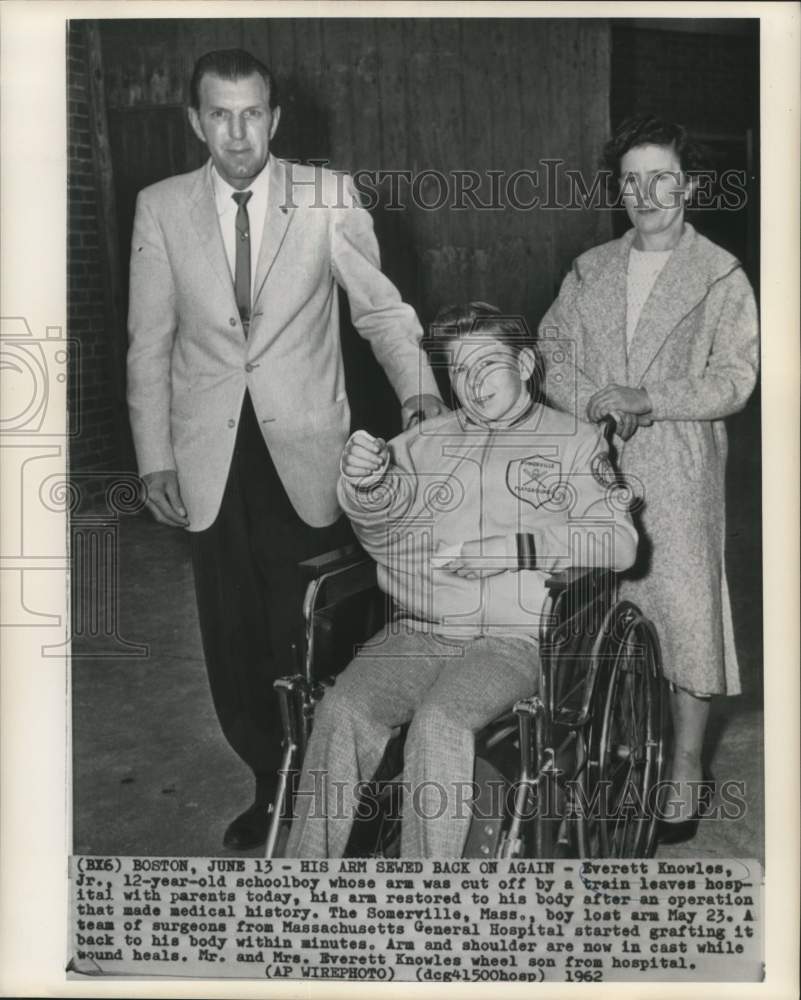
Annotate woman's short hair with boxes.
[427,302,534,352]
[189,49,278,109]
[601,114,704,178]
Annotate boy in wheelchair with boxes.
[284,302,638,858]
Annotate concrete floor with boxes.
[72,400,763,861]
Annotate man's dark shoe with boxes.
[223,799,272,851]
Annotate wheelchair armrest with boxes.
[300,544,378,611]
[300,545,384,686]
[299,544,369,584]
[544,567,605,593]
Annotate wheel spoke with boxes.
[578,612,666,859]
[597,622,659,856]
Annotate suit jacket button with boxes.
[229,317,237,327]
[245,363,254,373]
[227,419,236,428]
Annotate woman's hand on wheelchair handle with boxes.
[611,410,639,441]
[587,384,652,423]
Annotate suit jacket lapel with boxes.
[627,224,709,384]
[188,162,237,309]
[252,157,296,310]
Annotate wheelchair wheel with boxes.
[577,603,666,858]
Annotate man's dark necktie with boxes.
[232,190,253,331]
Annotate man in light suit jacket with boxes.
[127,49,443,849]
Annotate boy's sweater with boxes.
[338,404,638,640]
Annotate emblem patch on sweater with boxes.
[506,455,562,509]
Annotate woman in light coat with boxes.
[538,115,759,842]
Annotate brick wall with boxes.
[68,22,127,509]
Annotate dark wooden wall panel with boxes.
[610,22,759,285]
[100,17,612,332]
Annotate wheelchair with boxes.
[265,544,667,860]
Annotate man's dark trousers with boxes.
[190,391,352,795]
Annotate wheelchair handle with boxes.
[600,412,619,441]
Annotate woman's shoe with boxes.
[657,774,716,846]
[657,816,699,845]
